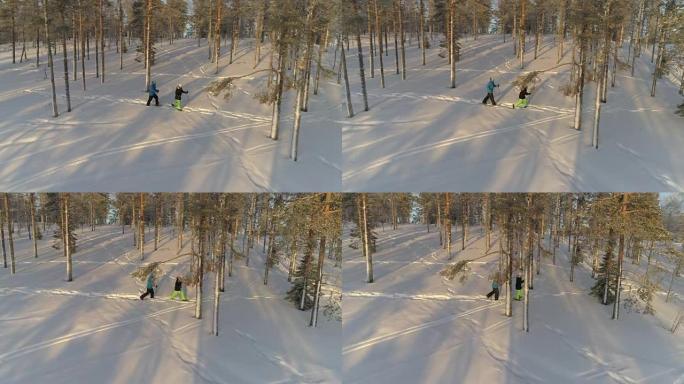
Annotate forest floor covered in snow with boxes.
[0,39,341,192]
[0,225,341,384]
[341,34,684,192]
[342,224,684,384]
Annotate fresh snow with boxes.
[0,225,341,383]
[341,35,684,192]
[342,224,684,384]
[0,39,341,192]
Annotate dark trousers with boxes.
[140,288,155,300]
[486,288,500,300]
[482,92,497,105]
[146,95,159,106]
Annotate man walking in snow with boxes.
[146,81,160,107]
[169,276,188,301]
[486,278,500,300]
[482,78,500,106]
[513,86,532,109]
[174,84,189,111]
[514,274,524,301]
[140,273,157,300]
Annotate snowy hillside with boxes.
[342,224,684,384]
[341,35,684,192]
[0,39,342,192]
[0,225,341,383]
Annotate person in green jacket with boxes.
[514,274,525,301]
[169,276,188,301]
[140,273,157,300]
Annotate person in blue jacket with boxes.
[146,81,160,106]
[486,278,500,300]
[482,78,500,106]
[140,273,157,300]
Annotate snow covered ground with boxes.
[0,225,341,383]
[0,39,341,192]
[342,224,684,384]
[341,35,684,192]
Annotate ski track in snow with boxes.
[234,329,326,384]
[2,121,268,191]
[344,291,489,302]
[0,287,279,303]
[0,302,194,363]
[342,301,502,355]
[615,142,683,191]
[357,91,575,115]
[343,112,573,181]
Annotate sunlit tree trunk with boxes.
[3,194,16,274]
[30,194,38,258]
[44,0,58,117]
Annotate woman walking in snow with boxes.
[146,81,160,107]
[486,278,500,300]
[174,84,189,111]
[140,273,157,300]
[482,78,500,106]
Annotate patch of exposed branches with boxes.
[440,260,471,282]
[131,262,163,281]
[207,78,237,100]
[512,71,541,90]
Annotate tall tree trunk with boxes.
[1,211,6,269]
[195,225,204,319]
[214,0,222,73]
[419,0,426,66]
[72,15,77,81]
[367,1,375,78]
[449,0,456,88]
[353,0,370,112]
[254,1,265,67]
[397,0,406,80]
[79,0,86,90]
[505,214,513,317]
[574,31,586,130]
[445,193,452,257]
[61,10,72,112]
[119,0,124,70]
[612,193,629,320]
[154,195,160,251]
[310,195,331,327]
[44,0,58,117]
[270,31,288,140]
[3,194,15,274]
[341,38,355,117]
[375,0,386,87]
[520,0,526,68]
[361,193,373,283]
[229,0,240,64]
[139,193,145,260]
[64,194,72,281]
[650,19,665,97]
[30,194,38,258]
[144,0,152,91]
[99,0,105,83]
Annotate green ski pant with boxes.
[170,290,188,301]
